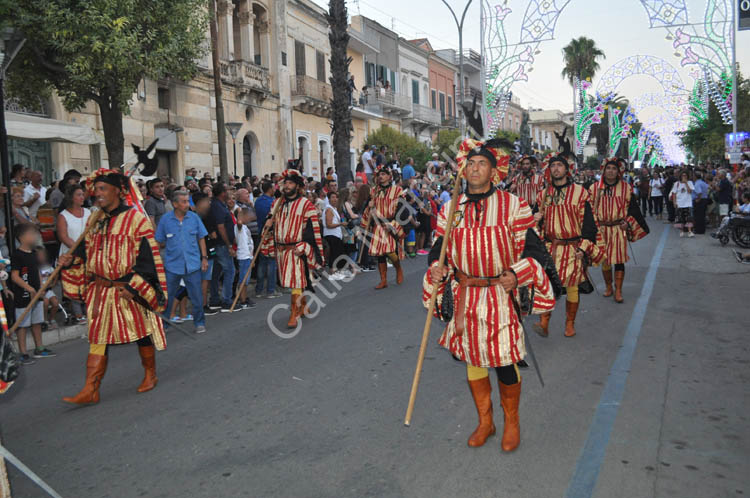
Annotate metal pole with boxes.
[441,0,473,138]
[0,78,14,255]
[731,0,738,161]
[232,137,237,177]
[479,1,487,140]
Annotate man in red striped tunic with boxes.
[361,165,405,289]
[589,158,649,302]
[59,172,168,404]
[534,156,602,338]
[260,169,325,328]
[424,138,555,452]
[509,155,544,208]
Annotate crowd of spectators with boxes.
[2,149,749,363]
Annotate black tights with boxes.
[495,365,520,386]
[102,336,153,355]
[614,263,625,272]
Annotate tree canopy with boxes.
[364,126,432,172]
[561,37,605,87]
[5,0,208,167]
[679,70,750,163]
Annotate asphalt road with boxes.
[1,223,748,498]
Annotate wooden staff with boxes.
[7,209,104,337]
[404,168,464,426]
[229,200,282,312]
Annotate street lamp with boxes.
[1,28,26,254]
[225,122,242,178]
[441,0,473,138]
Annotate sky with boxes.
[310,0,750,119]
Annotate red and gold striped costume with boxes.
[82,205,168,350]
[510,172,545,207]
[589,180,648,265]
[260,195,325,290]
[361,184,405,257]
[536,182,603,288]
[422,189,555,367]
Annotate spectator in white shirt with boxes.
[670,171,694,238]
[234,207,256,310]
[649,174,665,220]
[361,145,374,182]
[23,171,47,218]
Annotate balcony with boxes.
[291,75,332,117]
[363,88,412,117]
[441,116,459,129]
[410,104,442,126]
[454,49,482,72]
[457,86,482,105]
[348,26,380,55]
[219,60,271,101]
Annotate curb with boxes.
[9,323,88,351]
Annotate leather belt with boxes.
[92,276,128,289]
[546,236,581,254]
[600,219,624,227]
[454,269,503,337]
[276,241,301,248]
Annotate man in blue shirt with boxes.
[208,183,236,312]
[253,181,280,298]
[401,158,416,181]
[155,190,209,333]
[692,172,709,234]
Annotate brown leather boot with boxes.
[394,259,404,285]
[533,312,551,337]
[467,376,496,447]
[300,295,310,316]
[499,380,522,452]
[374,262,388,289]
[614,270,625,303]
[63,354,108,405]
[602,267,613,297]
[137,345,158,393]
[287,294,301,328]
[564,300,579,337]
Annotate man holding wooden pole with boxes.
[58,171,168,405]
[258,169,325,329]
[422,138,555,452]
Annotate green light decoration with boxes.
[574,79,610,155]
[607,105,636,157]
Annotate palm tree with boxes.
[327,0,353,184]
[561,37,606,113]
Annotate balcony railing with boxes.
[348,27,380,52]
[442,116,459,128]
[219,60,271,95]
[291,75,332,102]
[364,87,412,114]
[455,49,481,66]
[458,86,482,103]
[411,104,442,125]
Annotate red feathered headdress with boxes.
[455,138,511,184]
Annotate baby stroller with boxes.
[712,213,750,248]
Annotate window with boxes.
[294,40,306,76]
[431,89,436,109]
[439,92,446,120]
[158,87,170,110]
[365,62,375,86]
[411,80,419,104]
[281,52,287,66]
[316,50,326,82]
[447,96,453,117]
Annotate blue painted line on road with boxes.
[565,225,670,498]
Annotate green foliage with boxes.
[561,37,606,87]
[583,155,601,170]
[7,1,208,113]
[495,129,519,143]
[434,129,461,160]
[364,126,432,172]
[679,70,750,163]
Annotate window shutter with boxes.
[294,40,306,76]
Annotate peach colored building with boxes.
[409,39,457,126]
